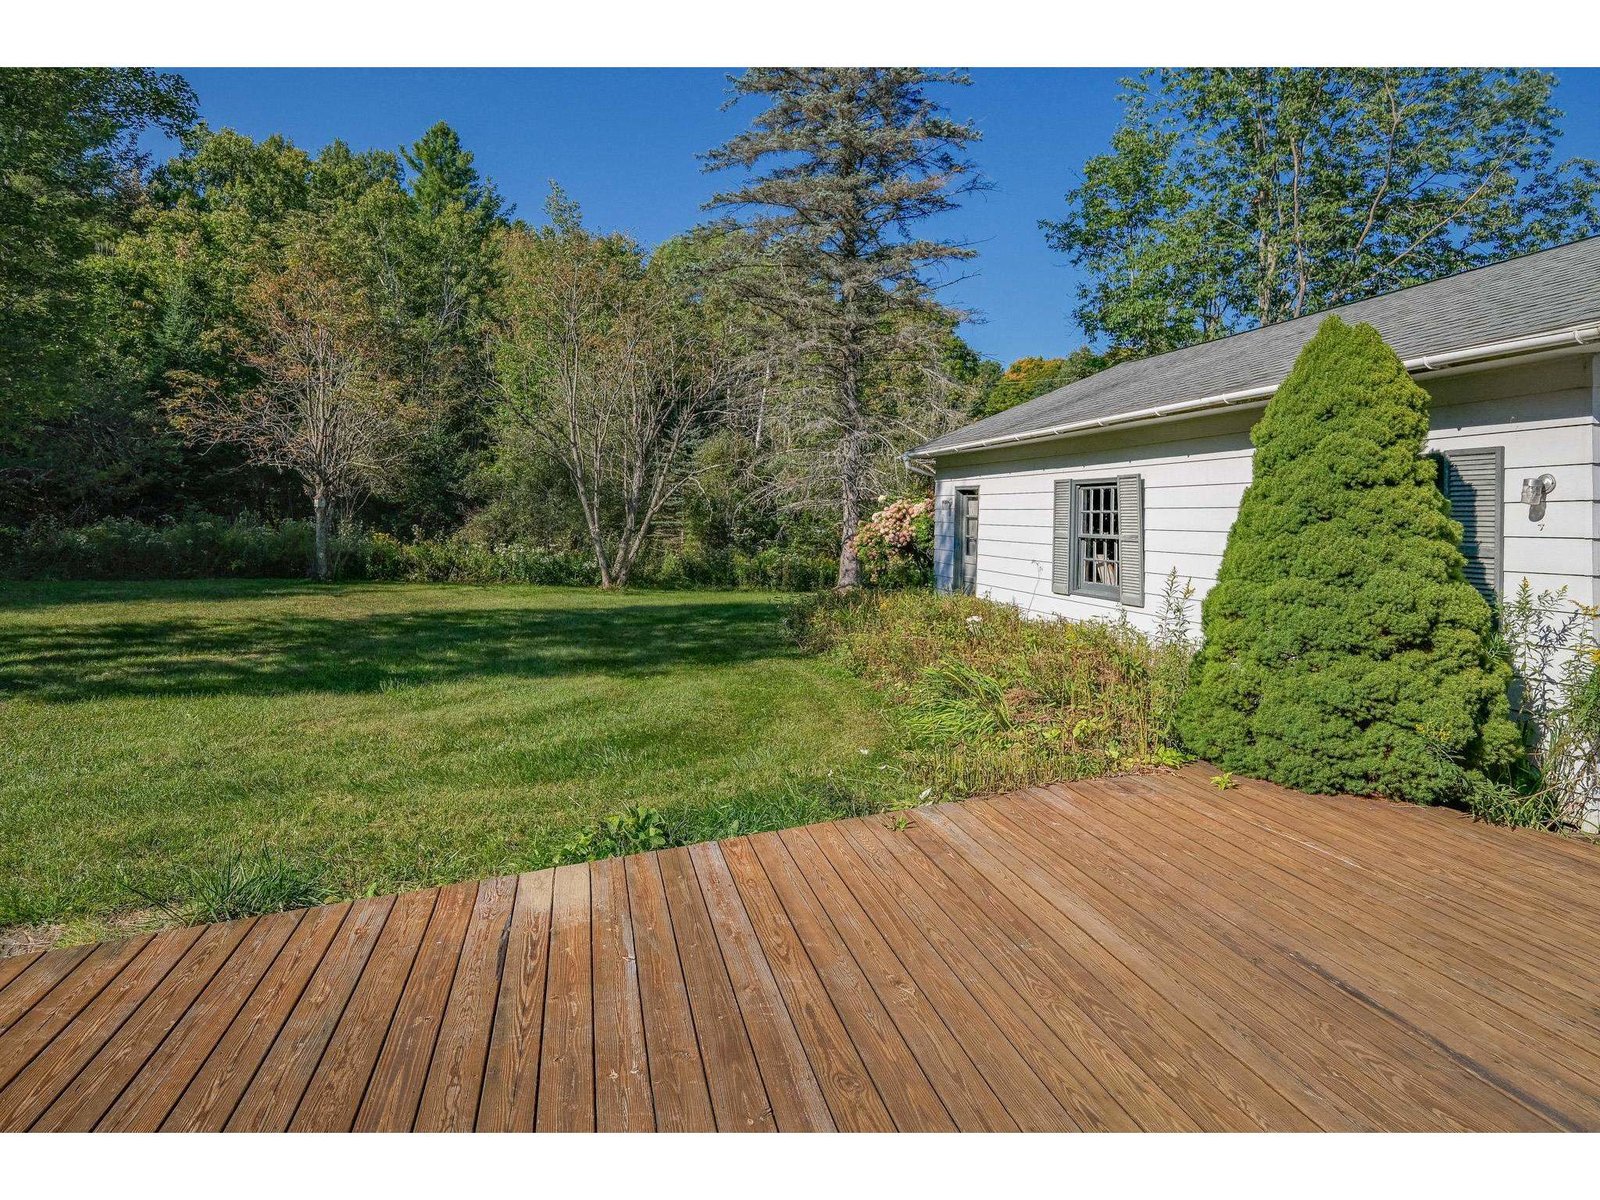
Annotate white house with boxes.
[910,237,1600,636]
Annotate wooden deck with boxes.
[3,764,1599,1132]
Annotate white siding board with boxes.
[934,353,1600,634]
[1424,357,1589,407]
[1504,537,1597,578]
[1144,507,1247,533]
[1496,500,1592,540]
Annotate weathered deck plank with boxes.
[4,765,1598,1132]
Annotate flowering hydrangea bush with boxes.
[853,496,933,586]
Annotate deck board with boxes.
[354,882,476,1132]
[416,876,519,1132]
[657,845,775,1131]
[623,853,714,1132]
[289,888,437,1132]
[589,859,654,1132]
[1054,779,1600,1124]
[5,765,1599,1132]
[535,864,595,1131]
[475,871,553,1132]
[224,896,391,1131]
[98,913,301,1132]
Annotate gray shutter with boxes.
[1117,473,1144,607]
[1052,480,1072,595]
[1435,447,1504,603]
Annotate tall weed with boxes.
[792,579,1196,796]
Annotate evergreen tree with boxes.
[387,122,507,532]
[1175,316,1521,803]
[704,68,983,587]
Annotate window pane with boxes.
[1074,482,1121,592]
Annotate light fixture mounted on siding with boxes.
[1520,473,1556,518]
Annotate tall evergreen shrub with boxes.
[1175,316,1520,802]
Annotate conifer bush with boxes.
[1175,316,1520,803]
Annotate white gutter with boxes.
[906,321,1600,464]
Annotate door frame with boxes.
[954,486,980,595]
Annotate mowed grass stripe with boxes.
[0,581,911,940]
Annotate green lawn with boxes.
[0,580,910,940]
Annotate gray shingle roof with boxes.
[914,235,1600,457]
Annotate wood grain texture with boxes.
[589,858,653,1132]
[535,864,594,1131]
[624,852,713,1132]
[5,764,1599,1132]
[354,883,477,1132]
[416,876,518,1132]
[289,888,439,1132]
[475,870,554,1131]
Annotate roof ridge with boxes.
[916,233,1600,457]
[1068,233,1600,389]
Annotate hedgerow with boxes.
[0,515,834,591]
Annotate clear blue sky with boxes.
[160,67,1600,367]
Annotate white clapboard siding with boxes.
[1502,536,1596,578]
[1498,500,1592,540]
[933,352,1600,630]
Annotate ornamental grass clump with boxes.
[1175,316,1520,803]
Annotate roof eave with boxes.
[906,321,1600,466]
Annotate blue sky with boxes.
[161,67,1600,366]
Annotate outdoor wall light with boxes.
[1520,473,1556,518]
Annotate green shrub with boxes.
[362,533,599,586]
[0,514,326,580]
[1175,316,1521,804]
[641,543,836,592]
[0,514,831,590]
[793,585,1195,796]
[555,805,671,864]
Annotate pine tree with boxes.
[704,69,983,587]
[1175,316,1521,802]
[390,122,508,531]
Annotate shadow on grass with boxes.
[0,596,798,702]
[0,578,337,612]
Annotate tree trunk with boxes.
[836,427,865,590]
[311,483,331,582]
[837,502,861,590]
[834,347,868,589]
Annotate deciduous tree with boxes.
[1044,69,1600,355]
[167,233,404,579]
[0,68,195,521]
[975,350,1108,417]
[489,190,729,587]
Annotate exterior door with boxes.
[955,488,980,595]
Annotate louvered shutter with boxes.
[1052,480,1072,595]
[1435,447,1504,603]
[1116,473,1145,607]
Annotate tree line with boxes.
[3,67,1594,586]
